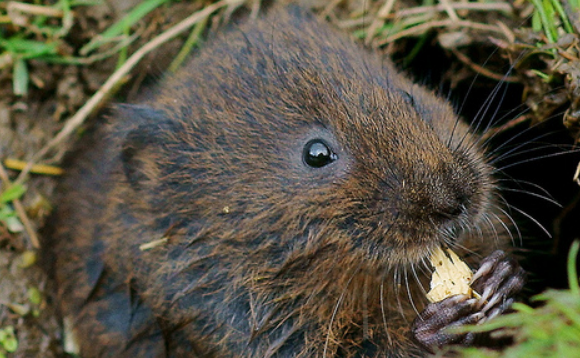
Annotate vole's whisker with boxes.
[379,280,394,347]
[500,188,562,207]
[404,266,420,317]
[492,146,580,172]
[489,211,516,247]
[496,177,555,199]
[504,203,552,238]
[323,265,361,358]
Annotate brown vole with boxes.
[46,6,525,357]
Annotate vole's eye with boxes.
[303,139,337,168]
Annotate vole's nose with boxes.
[400,163,479,225]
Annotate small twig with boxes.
[139,237,169,251]
[438,0,460,22]
[16,0,232,184]
[451,48,520,83]
[365,0,396,45]
[495,20,516,44]
[377,19,505,45]
[319,0,343,18]
[4,158,63,176]
[7,1,64,18]
[386,2,513,18]
[168,15,208,73]
[480,114,531,142]
[335,17,368,29]
[0,163,39,249]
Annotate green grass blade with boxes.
[80,0,171,55]
[549,0,574,33]
[12,58,28,96]
[0,184,26,204]
[568,240,579,294]
[530,0,557,42]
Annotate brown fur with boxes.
[47,6,510,358]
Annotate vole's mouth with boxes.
[356,232,444,269]
[370,221,478,268]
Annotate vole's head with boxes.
[118,6,495,270]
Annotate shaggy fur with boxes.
[47,6,517,357]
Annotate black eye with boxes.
[303,139,337,168]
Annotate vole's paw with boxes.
[471,250,526,320]
[412,294,481,350]
[412,250,525,351]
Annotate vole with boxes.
[46,5,525,357]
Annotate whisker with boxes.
[493,148,580,172]
[403,266,420,317]
[496,177,555,199]
[490,211,517,247]
[495,203,523,247]
[323,263,362,358]
[363,275,369,340]
[479,89,567,149]
[500,187,562,207]
[483,113,566,158]
[379,280,393,346]
[393,267,407,320]
[505,202,551,238]
[410,262,427,296]
[488,131,568,164]
[480,212,500,247]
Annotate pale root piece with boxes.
[426,247,475,303]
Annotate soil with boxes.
[0,0,578,356]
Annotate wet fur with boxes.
[48,6,513,357]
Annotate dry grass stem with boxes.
[7,1,64,18]
[480,114,532,142]
[4,159,64,176]
[366,0,396,44]
[438,0,460,22]
[15,0,233,184]
[451,48,520,82]
[377,19,505,45]
[319,0,343,18]
[388,2,513,18]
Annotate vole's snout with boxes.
[398,162,482,231]
[430,193,468,221]
[401,186,465,224]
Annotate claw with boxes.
[479,284,495,304]
[471,251,506,283]
[482,292,502,313]
[486,298,514,321]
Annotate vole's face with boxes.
[131,9,496,269]
[262,81,495,266]
[144,77,495,269]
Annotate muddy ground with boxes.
[1,0,579,356]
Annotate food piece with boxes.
[426,247,476,302]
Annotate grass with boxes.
[0,183,26,233]
[0,326,18,358]
[79,0,173,56]
[2,0,578,94]
[1,0,77,95]
[0,0,173,95]
[530,0,577,43]
[527,0,580,83]
[451,241,580,358]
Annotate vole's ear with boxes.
[116,105,177,193]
